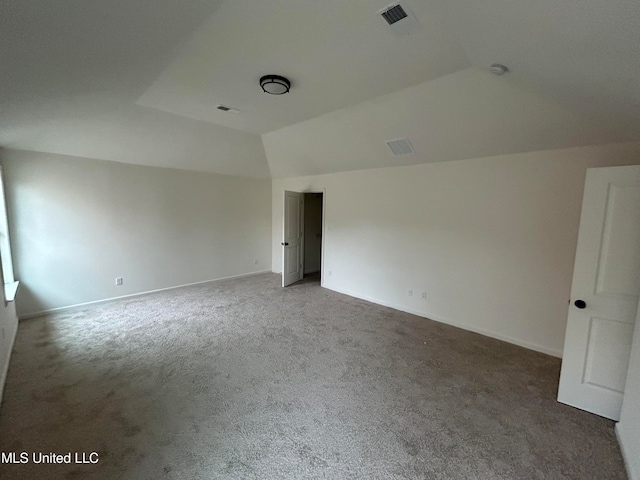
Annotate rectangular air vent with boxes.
[380,4,408,25]
[377,3,420,36]
[216,105,241,113]
[387,138,414,155]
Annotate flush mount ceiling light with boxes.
[260,75,291,95]
[490,63,509,75]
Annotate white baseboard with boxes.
[19,270,272,320]
[616,423,639,480]
[325,284,563,358]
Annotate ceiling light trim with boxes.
[260,75,291,95]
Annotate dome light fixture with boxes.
[260,75,291,95]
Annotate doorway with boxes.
[303,192,323,283]
[281,190,324,287]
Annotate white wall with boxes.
[618,301,640,480]
[263,68,627,179]
[0,300,18,408]
[1,148,272,317]
[272,142,640,356]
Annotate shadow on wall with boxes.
[13,285,46,319]
[8,179,105,317]
[3,151,273,319]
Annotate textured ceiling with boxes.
[0,0,638,177]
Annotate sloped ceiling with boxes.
[1,0,638,178]
[435,0,640,139]
[263,68,628,178]
[136,0,469,134]
[0,0,270,178]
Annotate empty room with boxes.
[1,0,639,479]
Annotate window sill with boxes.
[4,281,19,303]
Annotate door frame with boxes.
[282,188,326,287]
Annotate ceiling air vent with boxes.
[216,105,241,113]
[378,3,420,36]
[387,138,414,155]
[380,4,408,25]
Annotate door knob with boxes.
[574,300,586,309]
[281,242,289,246]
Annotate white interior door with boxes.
[282,190,304,287]
[558,165,640,420]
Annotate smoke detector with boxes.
[378,3,420,36]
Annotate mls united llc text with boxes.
[1,452,99,464]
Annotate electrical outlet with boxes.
[115,277,123,286]
[421,291,427,300]
[408,289,413,297]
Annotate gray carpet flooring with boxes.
[0,273,626,479]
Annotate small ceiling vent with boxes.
[377,3,420,36]
[380,4,408,25]
[387,138,414,155]
[216,105,241,113]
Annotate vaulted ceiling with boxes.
[1,0,638,178]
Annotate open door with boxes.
[558,165,640,420]
[282,190,304,287]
